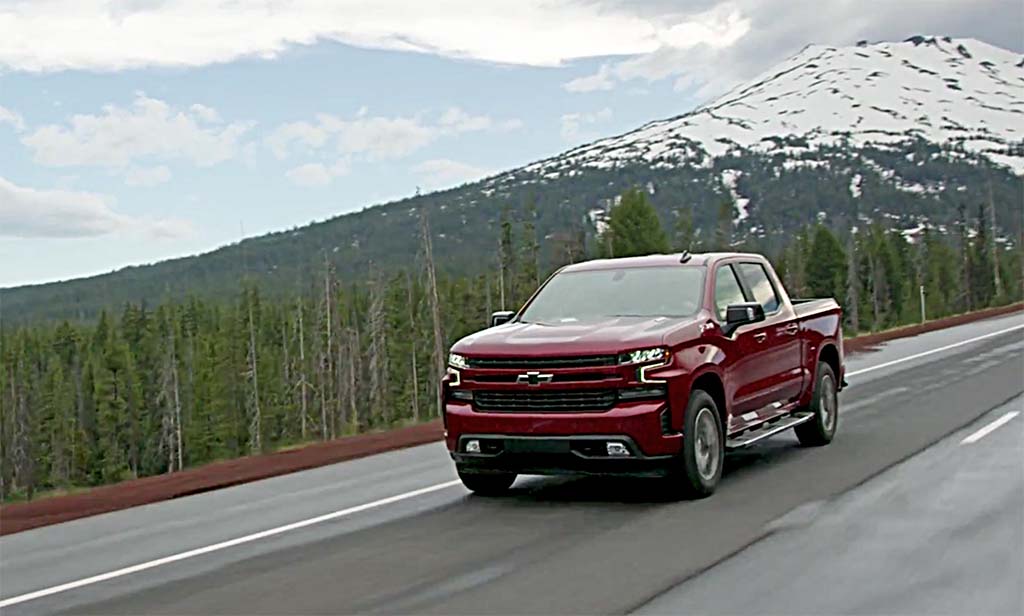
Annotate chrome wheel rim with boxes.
[694,407,720,482]
[820,374,837,433]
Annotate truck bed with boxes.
[792,297,841,319]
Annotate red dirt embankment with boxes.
[0,421,442,536]
[2,302,1020,536]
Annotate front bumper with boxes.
[451,434,675,478]
[445,400,682,477]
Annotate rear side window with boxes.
[714,265,747,320]
[738,263,780,313]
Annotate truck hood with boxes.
[452,316,699,357]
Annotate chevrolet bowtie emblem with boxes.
[516,371,554,386]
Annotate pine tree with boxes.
[806,225,847,299]
[498,209,515,310]
[518,201,541,304]
[713,201,733,250]
[674,206,695,252]
[604,188,670,258]
[971,203,995,308]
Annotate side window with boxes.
[738,263,780,313]
[714,265,747,320]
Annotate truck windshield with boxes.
[519,266,705,323]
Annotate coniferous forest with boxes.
[2,190,1022,501]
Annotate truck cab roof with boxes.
[561,252,767,272]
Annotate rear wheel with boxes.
[457,470,516,495]
[794,362,838,446]
[673,390,724,498]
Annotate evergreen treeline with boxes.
[2,193,1021,501]
[4,139,1021,325]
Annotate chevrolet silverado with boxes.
[443,252,844,497]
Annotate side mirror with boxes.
[722,302,765,336]
[490,310,515,327]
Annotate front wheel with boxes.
[457,470,516,495]
[673,390,724,498]
[794,362,839,446]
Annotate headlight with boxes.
[619,347,668,365]
[448,353,470,369]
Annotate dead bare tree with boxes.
[156,316,183,472]
[421,212,445,417]
[367,269,389,424]
[319,255,334,440]
[405,271,421,422]
[245,289,262,453]
[845,236,860,333]
[987,176,1003,299]
[295,298,309,440]
[346,326,361,432]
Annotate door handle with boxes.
[754,332,768,343]
[779,323,799,336]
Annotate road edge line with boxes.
[0,480,463,609]
[960,411,1020,445]
[847,324,1024,377]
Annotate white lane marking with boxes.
[0,480,462,608]
[847,323,1024,377]
[960,411,1020,445]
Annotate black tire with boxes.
[794,361,838,447]
[673,389,725,498]
[457,470,516,495]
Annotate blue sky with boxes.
[1,0,1019,287]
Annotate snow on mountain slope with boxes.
[525,36,1024,175]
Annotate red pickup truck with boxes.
[443,252,844,497]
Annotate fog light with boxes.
[606,442,631,457]
[450,389,473,401]
[465,439,481,453]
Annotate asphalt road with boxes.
[1,313,1022,615]
[638,395,1024,615]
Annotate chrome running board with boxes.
[726,412,814,449]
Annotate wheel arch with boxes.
[689,369,728,432]
[817,343,841,382]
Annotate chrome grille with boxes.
[473,389,617,412]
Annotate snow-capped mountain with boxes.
[521,36,1024,176]
[8,37,1023,324]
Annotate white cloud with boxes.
[267,107,520,162]
[124,165,172,187]
[0,175,192,239]
[560,108,612,142]
[21,93,252,168]
[564,65,616,93]
[0,1,678,72]
[0,105,25,132]
[412,158,492,189]
[285,159,350,187]
[564,4,750,94]
[499,118,526,131]
[266,119,330,159]
[189,103,221,123]
[326,114,436,160]
[562,0,1023,100]
[439,107,493,133]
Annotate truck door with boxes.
[712,263,770,420]
[736,262,804,408]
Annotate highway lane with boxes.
[638,395,1024,615]
[1,313,1021,615]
